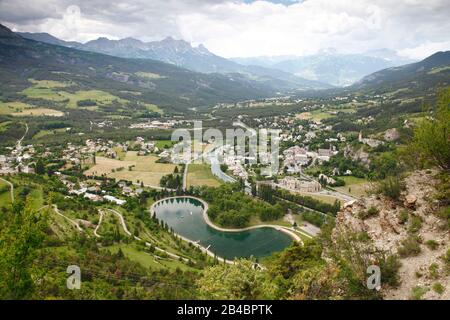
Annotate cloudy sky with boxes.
[1,0,449,59]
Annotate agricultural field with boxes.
[186,164,222,188]
[12,108,64,117]
[296,110,333,123]
[85,151,176,186]
[155,140,177,149]
[0,101,64,117]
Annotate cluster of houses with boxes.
[129,120,178,130]
[283,145,338,174]
[0,143,36,175]
[278,176,322,193]
[57,172,142,206]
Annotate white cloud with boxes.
[1,0,449,59]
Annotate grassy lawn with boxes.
[135,72,165,80]
[187,164,222,188]
[296,191,338,205]
[143,103,163,114]
[105,243,194,271]
[85,152,176,186]
[155,140,177,149]
[33,128,67,139]
[0,180,11,208]
[295,110,333,122]
[335,176,371,197]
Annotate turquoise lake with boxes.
[152,197,293,260]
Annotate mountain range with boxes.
[18,32,331,91]
[2,24,450,113]
[232,49,415,87]
[354,51,450,92]
[0,24,278,112]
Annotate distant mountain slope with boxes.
[232,50,414,87]
[1,24,281,112]
[354,51,450,92]
[18,32,331,91]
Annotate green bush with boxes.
[398,209,409,224]
[444,249,450,272]
[425,239,439,250]
[379,255,402,287]
[432,282,445,295]
[410,88,450,171]
[398,236,422,258]
[358,206,379,220]
[436,206,450,230]
[411,286,429,300]
[408,216,422,234]
[428,263,440,279]
[376,176,405,200]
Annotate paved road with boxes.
[0,177,14,203]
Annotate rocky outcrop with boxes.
[332,170,449,300]
[384,128,401,142]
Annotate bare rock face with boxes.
[384,128,400,142]
[76,219,94,228]
[404,194,417,209]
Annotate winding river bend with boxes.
[151,197,293,260]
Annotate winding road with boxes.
[93,210,104,237]
[95,208,194,263]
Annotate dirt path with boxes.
[52,205,83,232]
[94,211,104,238]
[100,208,194,263]
[0,177,14,202]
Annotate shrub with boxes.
[428,263,440,279]
[408,216,422,234]
[398,209,409,224]
[425,239,439,250]
[436,206,450,230]
[358,206,379,220]
[398,236,422,258]
[376,176,405,200]
[432,283,445,295]
[411,286,429,300]
[409,88,450,171]
[444,249,450,272]
[379,255,402,287]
